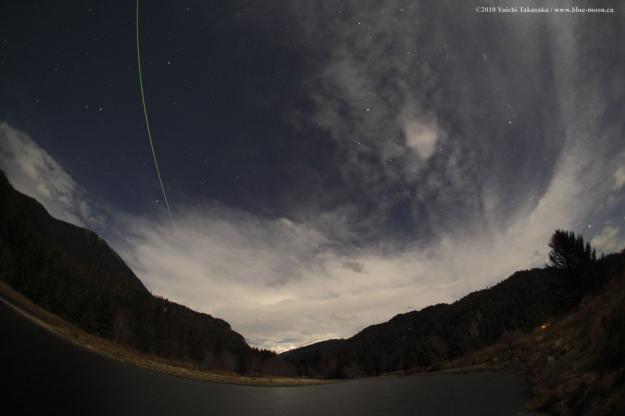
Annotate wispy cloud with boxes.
[109,117,620,352]
[591,226,624,255]
[0,123,96,227]
[111,143,608,352]
[282,1,577,244]
[402,118,440,160]
[614,157,625,191]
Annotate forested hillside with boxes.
[0,170,294,376]
[282,233,624,379]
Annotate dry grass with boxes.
[0,281,327,387]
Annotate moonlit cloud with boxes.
[109,136,613,352]
[402,118,439,160]
[0,123,95,227]
[591,226,624,255]
[614,165,625,191]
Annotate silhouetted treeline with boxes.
[283,230,624,378]
[548,229,611,303]
[0,171,295,376]
[548,229,596,270]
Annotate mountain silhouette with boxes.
[0,170,295,376]
[282,243,625,381]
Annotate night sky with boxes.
[1,0,624,351]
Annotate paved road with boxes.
[0,299,541,415]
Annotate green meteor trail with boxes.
[136,0,174,222]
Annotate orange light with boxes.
[540,323,550,331]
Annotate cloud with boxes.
[402,118,439,160]
[280,0,581,244]
[591,226,624,254]
[110,129,607,352]
[614,165,625,190]
[285,1,437,189]
[342,261,366,273]
[0,122,95,227]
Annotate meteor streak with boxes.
[136,0,174,222]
